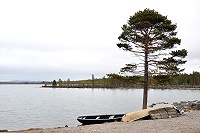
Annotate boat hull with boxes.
[77,114,125,125]
[122,104,180,122]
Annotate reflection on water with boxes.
[0,84,199,130]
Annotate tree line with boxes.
[43,71,200,89]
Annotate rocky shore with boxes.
[173,100,200,112]
[2,101,200,133]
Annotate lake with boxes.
[0,84,199,131]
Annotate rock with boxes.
[173,100,200,111]
[196,101,200,104]
[194,103,200,110]
[0,130,8,132]
[27,128,43,131]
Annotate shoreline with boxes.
[1,100,200,132]
[3,110,200,133]
[42,85,200,90]
[2,99,200,133]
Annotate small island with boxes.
[42,72,200,90]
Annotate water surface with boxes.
[0,84,199,130]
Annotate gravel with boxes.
[4,111,200,133]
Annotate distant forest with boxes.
[43,71,200,89]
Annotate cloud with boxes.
[0,0,200,81]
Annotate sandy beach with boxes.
[4,110,200,133]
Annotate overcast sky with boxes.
[0,0,200,81]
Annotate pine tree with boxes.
[117,9,187,109]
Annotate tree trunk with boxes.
[143,43,148,109]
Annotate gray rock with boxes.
[173,100,200,111]
[194,103,200,110]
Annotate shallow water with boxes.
[0,84,199,130]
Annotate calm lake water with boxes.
[0,84,200,131]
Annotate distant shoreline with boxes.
[0,83,199,90]
[42,85,200,90]
[0,82,44,84]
